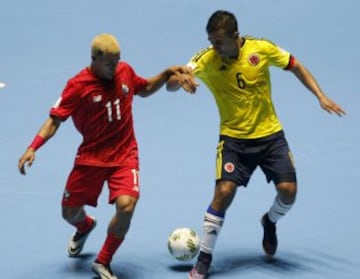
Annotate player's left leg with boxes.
[260,131,297,258]
[262,181,297,258]
[93,195,138,279]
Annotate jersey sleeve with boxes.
[187,47,212,77]
[263,40,292,69]
[133,75,148,94]
[123,63,148,94]
[49,80,81,121]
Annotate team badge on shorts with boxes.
[224,162,235,173]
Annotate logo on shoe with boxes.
[69,246,80,255]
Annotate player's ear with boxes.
[232,31,239,39]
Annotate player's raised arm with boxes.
[18,116,61,175]
[289,59,346,117]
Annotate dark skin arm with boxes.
[18,116,61,175]
[138,66,198,97]
[166,68,198,93]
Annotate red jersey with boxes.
[50,62,148,167]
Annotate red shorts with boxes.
[62,165,140,207]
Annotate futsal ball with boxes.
[167,227,200,261]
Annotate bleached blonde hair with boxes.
[91,33,121,58]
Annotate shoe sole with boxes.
[188,265,214,279]
[92,263,117,279]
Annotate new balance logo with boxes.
[93,95,102,102]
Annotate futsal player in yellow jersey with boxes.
[167,10,345,279]
[190,36,286,139]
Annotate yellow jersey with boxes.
[188,36,292,139]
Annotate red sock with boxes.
[96,234,124,266]
[74,215,93,234]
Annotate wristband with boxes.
[29,135,46,151]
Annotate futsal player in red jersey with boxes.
[18,33,197,279]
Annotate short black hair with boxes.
[206,10,238,36]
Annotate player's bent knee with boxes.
[277,182,297,204]
[215,181,237,198]
[61,206,84,223]
[115,196,138,215]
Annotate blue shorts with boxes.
[215,131,297,186]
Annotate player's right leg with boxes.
[190,136,252,278]
[66,211,97,257]
[260,132,297,258]
[190,180,237,279]
[62,165,106,257]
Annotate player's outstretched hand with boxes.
[319,96,346,117]
[18,149,36,175]
[176,71,199,94]
[167,66,199,94]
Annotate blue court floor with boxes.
[1,0,359,278]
